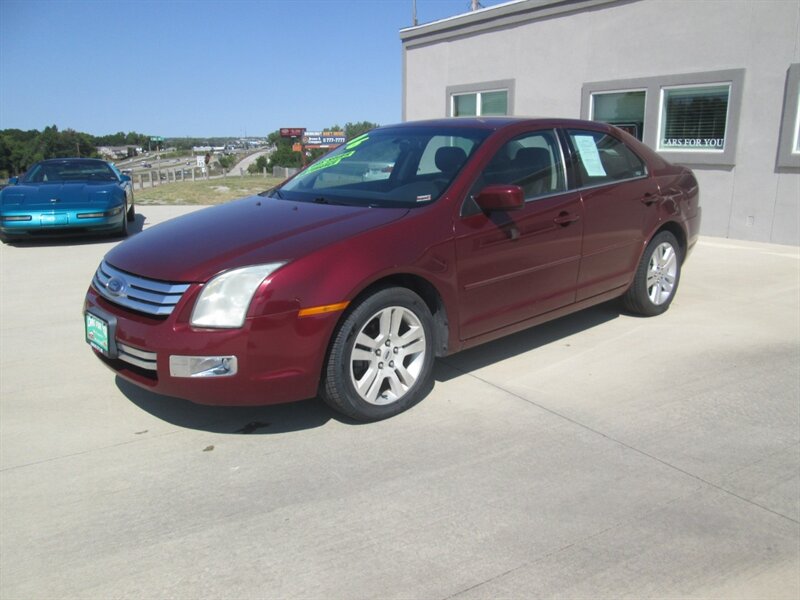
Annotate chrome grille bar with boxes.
[117,342,157,371]
[93,260,190,316]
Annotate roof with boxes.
[400,0,625,47]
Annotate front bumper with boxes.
[84,286,338,406]
[1,208,123,237]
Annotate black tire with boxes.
[622,231,682,316]
[126,198,135,222]
[116,203,129,238]
[321,287,435,421]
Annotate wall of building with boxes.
[402,0,800,245]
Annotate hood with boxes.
[105,196,409,282]
[1,182,123,209]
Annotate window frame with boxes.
[657,82,732,154]
[777,63,800,169]
[582,69,744,167]
[447,79,515,117]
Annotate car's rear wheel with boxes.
[321,287,435,421]
[622,230,681,316]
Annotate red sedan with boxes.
[84,118,700,421]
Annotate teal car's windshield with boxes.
[271,126,490,207]
[22,160,119,183]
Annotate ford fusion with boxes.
[84,118,700,421]
[1,158,135,240]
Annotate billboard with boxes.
[280,128,306,138]
[303,131,346,148]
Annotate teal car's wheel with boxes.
[126,200,135,223]
[117,203,129,237]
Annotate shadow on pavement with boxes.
[116,377,343,434]
[117,301,622,433]
[437,301,622,381]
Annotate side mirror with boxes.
[8,177,18,185]
[474,184,524,212]
[119,174,132,183]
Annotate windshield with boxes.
[273,126,489,207]
[22,160,118,183]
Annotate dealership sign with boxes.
[661,137,725,149]
[303,131,346,148]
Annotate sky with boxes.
[0,0,506,138]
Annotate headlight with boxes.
[191,263,285,328]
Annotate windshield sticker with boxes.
[573,135,607,177]
[345,133,369,151]
[416,194,432,202]
[302,150,356,176]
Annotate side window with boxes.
[568,129,647,186]
[478,130,565,199]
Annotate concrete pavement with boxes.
[1,206,798,599]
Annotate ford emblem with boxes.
[105,277,126,297]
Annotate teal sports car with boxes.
[1,158,135,241]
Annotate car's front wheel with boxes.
[117,202,129,238]
[622,230,682,316]
[321,287,435,421]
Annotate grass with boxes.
[133,175,285,205]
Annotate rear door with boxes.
[454,128,583,340]
[564,128,660,301]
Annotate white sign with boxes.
[574,135,606,177]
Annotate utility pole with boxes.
[412,0,417,25]
[471,0,482,10]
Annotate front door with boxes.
[454,129,583,341]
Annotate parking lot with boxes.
[1,205,798,599]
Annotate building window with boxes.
[452,90,508,117]
[590,90,646,141]
[446,79,515,118]
[581,69,743,167]
[794,101,800,154]
[658,84,730,152]
[777,63,800,169]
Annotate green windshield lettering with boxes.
[302,150,356,176]
[345,133,369,150]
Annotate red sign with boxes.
[280,128,305,138]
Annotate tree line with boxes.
[2,120,381,178]
[0,126,151,178]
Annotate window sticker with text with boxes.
[573,135,607,177]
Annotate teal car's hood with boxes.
[1,182,124,209]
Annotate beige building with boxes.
[401,0,800,244]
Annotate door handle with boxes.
[641,193,659,206]
[553,212,580,226]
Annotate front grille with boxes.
[117,342,157,371]
[93,260,190,316]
